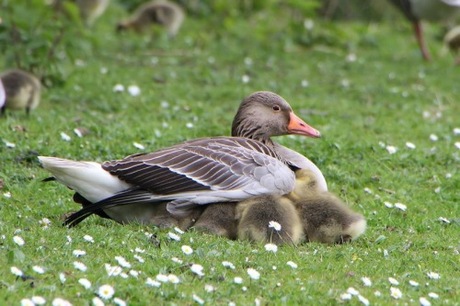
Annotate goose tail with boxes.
[38,156,132,203]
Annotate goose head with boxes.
[231,91,320,144]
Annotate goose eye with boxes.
[272,105,281,112]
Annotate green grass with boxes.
[1,2,459,305]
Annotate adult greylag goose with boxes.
[116,0,185,37]
[0,69,41,115]
[236,195,303,245]
[39,91,325,227]
[388,0,460,60]
[287,169,366,244]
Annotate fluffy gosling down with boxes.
[116,0,185,37]
[288,169,366,244]
[0,69,41,115]
[192,203,238,240]
[236,195,304,245]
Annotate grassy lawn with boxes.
[1,2,459,305]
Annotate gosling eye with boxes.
[272,105,281,112]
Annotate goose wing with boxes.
[64,137,295,226]
[102,137,293,195]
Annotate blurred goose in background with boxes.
[0,69,41,115]
[76,0,110,26]
[39,91,325,227]
[116,0,185,37]
[388,0,460,60]
[444,25,460,63]
[288,169,366,244]
[236,195,303,245]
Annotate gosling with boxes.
[236,195,303,245]
[192,203,238,239]
[0,69,41,115]
[116,0,185,37]
[288,169,366,244]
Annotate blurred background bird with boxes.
[116,0,185,37]
[75,0,110,26]
[444,25,460,63]
[388,0,460,60]
[0,69,41,115]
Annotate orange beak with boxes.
[287,112,321,138]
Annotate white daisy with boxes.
[390,287,402,299]
[98,284,115,300]
[361,277,372,287]
[168,274,180,284]
[174,227,185,234]
[428,292,439,299]
[114,256,131,268]
[192,294,204,305]
[409,280,419,287]
[83,235,94,243]
[181,245,193,255]
[133,142,145,150]
[156,274,169,283]
[73,249,86,257]
[168,232,181,241]
[222,261,235,269]
[171,257,183,264]
[11,266,23,277]
[146,277,161,287]
[386,145,397,154]
[268,221,281,231]
[31,296,46,305]
[340,293,352,301]
[129,270,140,278]
[394,203,407,211]
[128,85,141,96]
[204,284,215,292]
[286,261,298,269]
[358,294,369,306]
[20,299,34,306]
[264,243,278,253]
[429,134,438,141]
[405,142,416,149]
[113,84,125,92]
[190,264,204,276]
[78,278,92,289]
[347,287,359,296]
[92,297,104,306]
[247,268,260,280]
[33,266,45,274]
[388,277,399,285]
[73,261,87,272]
[60,132,71,142]
[59,273,66,283]
[113,297,127,306]
[427,272,440,280]
[13,236,25,246]
[234,277,243,284]
[419,297,431,306]
[51,298,72,306]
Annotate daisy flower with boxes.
[190,264,204,277]
[247,268,260,280]
[268,221,281,231]
[98,284,115,300]
[181,245,193,255]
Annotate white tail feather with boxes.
[38,156,132,203]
